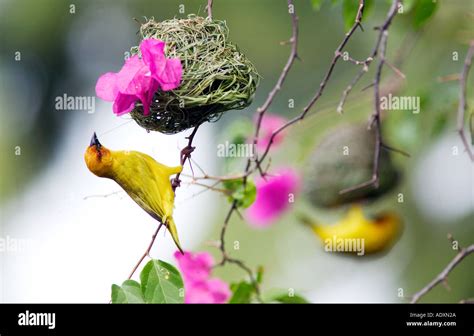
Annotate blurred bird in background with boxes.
[300,205,402,255]
[84,132,184,253]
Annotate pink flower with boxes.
[174,251,231,304]
[246,168,300,228]
[256,114,288,151]
[95,38,182,116]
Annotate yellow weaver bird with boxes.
[84,132,184,253]
[300,205,402,255]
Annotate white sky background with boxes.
[0,101,218,303]
[0,2,214,302]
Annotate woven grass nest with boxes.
[130,15,259,134]
[304,124,400,208]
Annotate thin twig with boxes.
[128,223,164,279]
[207,0,213,20]
[339,30,390,194]
[339,0,401,195]
[215,0,369,303]
[83,190,124,200]
[185,181,229,194]
[252,0,299,152]
[337,61,371,113]
[457,41,474,161]
[384,59,406,79]
[411,243,474,303]
[172,124,201,191]
[437,73,461,82]
[337,0,400,114]
[257,0,366,164]
[213,0,302,303]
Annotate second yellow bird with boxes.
[300,205,402,255]
[84,133,184,253]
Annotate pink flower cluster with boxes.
[244,114,300,228]
[95,38,182,116]
[174,251,231,304]
[246,168,300,228]
[255,114,288,151]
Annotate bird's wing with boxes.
[139,153,178,220]
[113,152,166,221]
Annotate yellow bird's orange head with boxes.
[84,132,113,178]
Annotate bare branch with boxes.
[457,40,474,161]
[257,0,367,164]
[207,0,213,20]
[213,0,371,303]
[172,124,201,191]
[128,223,164,279]
[251,0,299,160]
[339,0,401,195]
[213,0,301,302]
[411,242,474,303]
[337,0,400,113]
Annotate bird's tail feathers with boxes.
[166,217,184,254]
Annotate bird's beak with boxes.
[90,132,102,150]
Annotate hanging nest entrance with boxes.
[130,15,259,134]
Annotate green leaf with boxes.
[272,293,310,304]
[311,0,324,10]
[111,259,185,304]
[140,259,184,303]
[342,0,373,31]
[222,178,257,208]
[412,0,438,29]
[401,0,417,12]
[229,281,255,303]
[111,280,145,303]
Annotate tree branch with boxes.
[411,242,474,304]
[457,40,474,161]
[339,0,401,195]
[128,223,164,279]
[172,124,201,191]
[207,0,213,20]
[257,0,366,164]
[213,0,369,303]
[213,0,301,302]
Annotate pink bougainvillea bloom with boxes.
[95,38,182,116]
[174,251,231,304]
[246,168,300,228]
[140,39,182,91]
[256,114,288,151]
